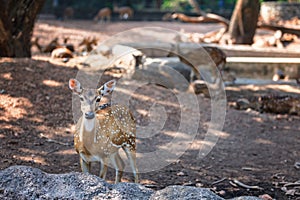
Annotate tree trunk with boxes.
[156,0,162,9]
[0,0,45,57]
[188,0,207,16]
[227,0,260,44]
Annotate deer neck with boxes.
[79,117,97,142]
[34,39,43,52]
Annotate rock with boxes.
[294,161,300,169]
[188,80,209,96]
[272,69,285,81]
[0,166,266,200]
[255,95,300,115]
[150,185,223,200]
[259,194,273,200]
[229,197,262,200]
[143,57,192,81]
[0,166,153,200]
[235,98,250,110]
[112,44,143,69]
[107,183,153,200]
[176,171,185,176]
[131,57,191,91]
[93,45,112,57]
[124,42,174,57]
[83,54,111,70]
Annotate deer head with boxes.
[69,79,116,119]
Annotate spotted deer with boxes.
[94,7,111,23]
[69,79,138,183]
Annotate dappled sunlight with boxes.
[252,117,264,123]
[43,79,63,87]
[0,58,77,176]
[227,83,300,95]
[139,179,157,185]
[116,86,181,109]
[28,116,44,123]
[19,147,45,154]
[0,72,13,80]
[54,149,76,156]
[15,155,48,166]
[0,122,25,134]
[12,148,49,166]
[264,84,300,94]
[0,15,299,198]
[189,140,211,150]
[163,131,193,140]
[0,95,33,121]
[136,109,149,117]
[202,128,230,139]
[0,57,15,63]
[188,129,231,151]
[255,138,274,145]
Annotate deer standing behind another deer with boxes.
[69,79,138,183]
[94,7,111,23]
[113,6,134,20]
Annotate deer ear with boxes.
[69,79,83,94]
[98,80,116,96]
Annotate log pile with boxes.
[167,11,300,48]
[234,95,300,115]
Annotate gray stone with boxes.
[0,166,263,200]
[131,57,191,91]
[0,166,152,200]
[229,197,262,200]
[150,185,224,200]
[235,98,250,110]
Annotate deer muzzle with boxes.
[85,111,95,119]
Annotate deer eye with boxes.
[95,97,101,102]
[79,97,84,101]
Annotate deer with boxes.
[113,5,134,20]
[51,47,73,59]
[62,37,75,52]
[94,7,112,23]
[169,42,227,83]
[32,37,74,54]
[78,37,98,53]
[69,79,139,183]
[32,37,59,53]
[64,6,74,20]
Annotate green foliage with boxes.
[161,0,191,11]
[260,0,300,2]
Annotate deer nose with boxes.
[85,111,95,119]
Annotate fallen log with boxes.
[257,23,300,37]
[234,95,300,115]
[171,13,229,27]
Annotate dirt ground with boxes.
[0,20,300,199]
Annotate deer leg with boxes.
[110,152,125,183]
[190,69,195,83]
[123,147,139,183]
[80,157,91,173]
[99,159,108,180]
